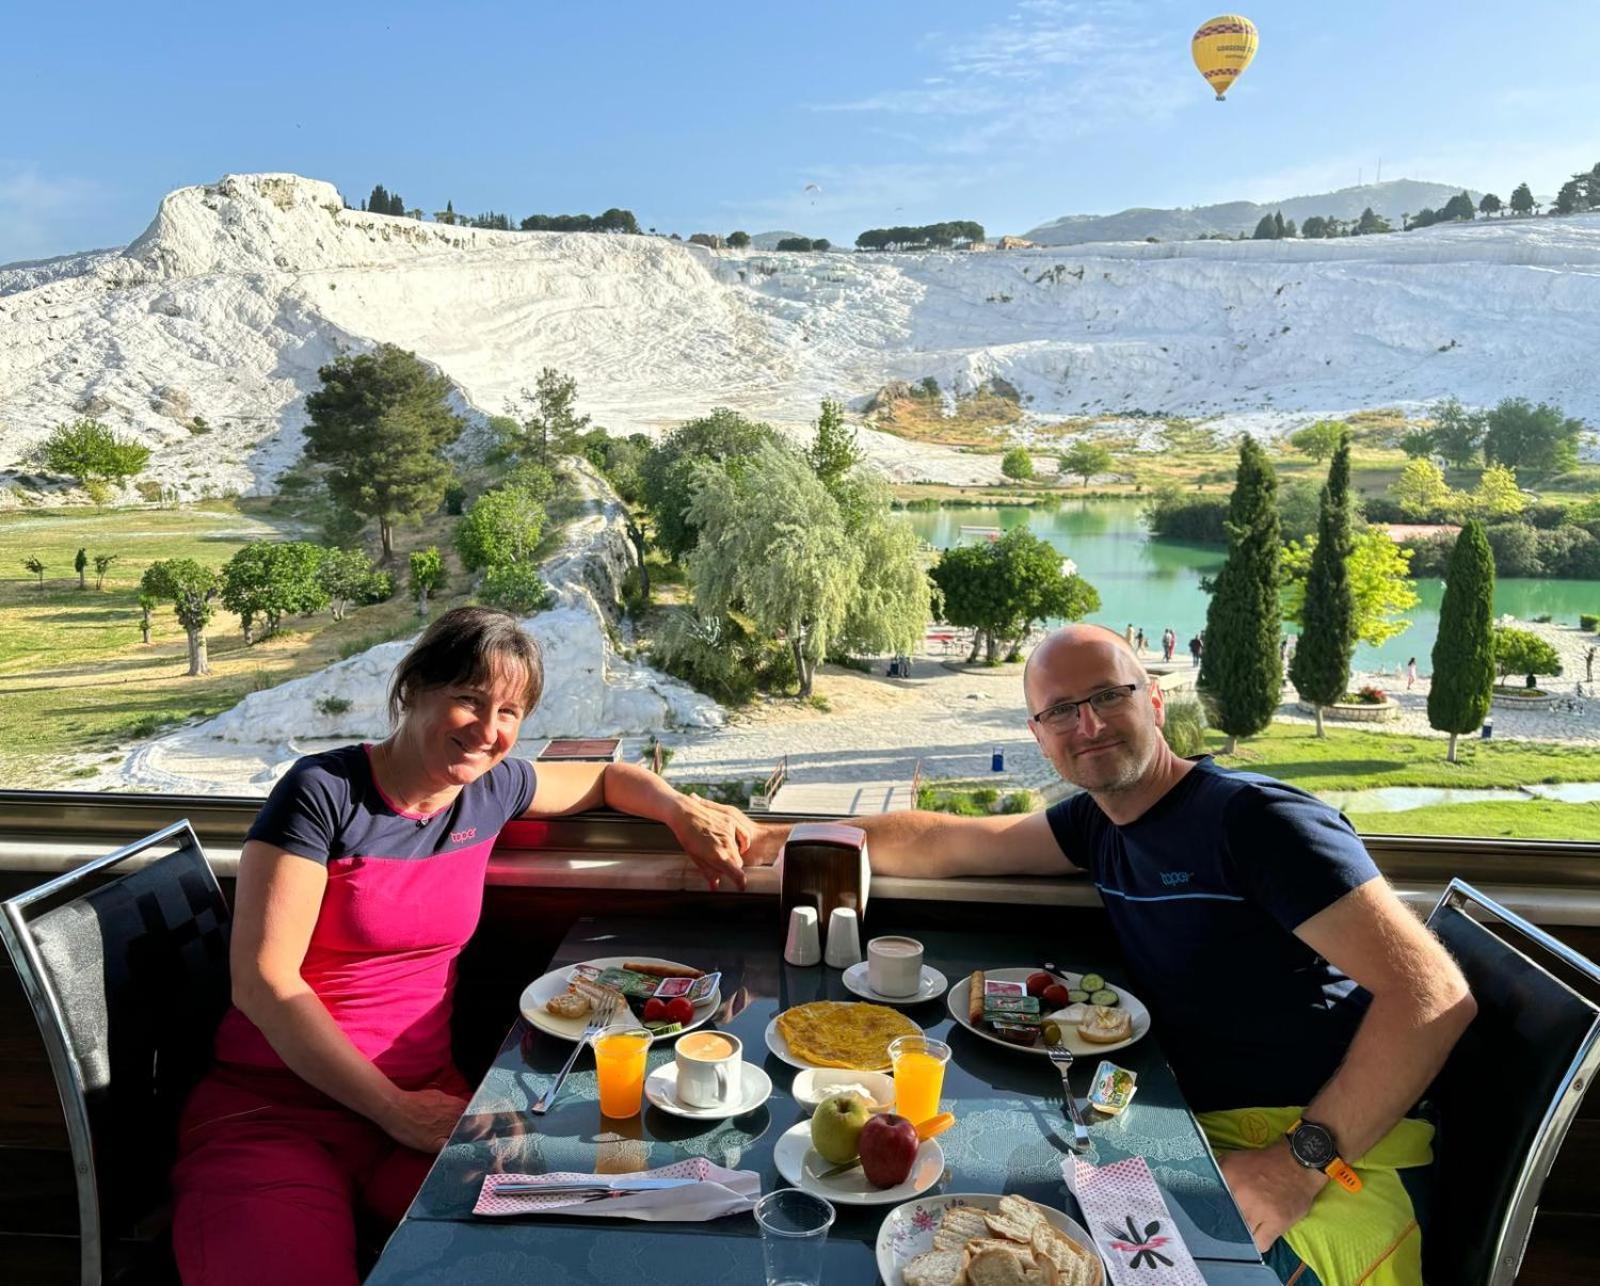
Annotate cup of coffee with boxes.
[867,935,924,998]
[674,1030,744,1108]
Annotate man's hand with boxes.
[670,794,755,891]
[1219,1140,1327,1252]
[744,823,789,868]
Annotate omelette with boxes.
[775,1001,919,1069]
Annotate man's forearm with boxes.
[1306,985,1476,1160]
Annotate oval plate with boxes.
[876,1192,1105,1286]
[946,968,1150,1057]
[773,1119,944,1207]
[519,956,719,1044]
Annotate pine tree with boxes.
[1252,214,1277,240]
[388,191,405,216]
[367,184,389,215]
[1288,433,1355,736]
[1509,183,1535,216]
[1428,520,1496,762]
[1199,438,1282,754]
[1273,211,1286,238]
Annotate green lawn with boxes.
[0,502,468,786]
[1207,723,1600,792]
[1341,799,1600,841]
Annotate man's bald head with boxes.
[1022,624,1145,712]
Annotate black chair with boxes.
[1422,878,1600,1286]
[0,820,232,1286]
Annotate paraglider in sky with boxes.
[1191,14,1258,101]
[804,182,821,205]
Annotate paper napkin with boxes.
[475,1157,759,1221]
[1063,1154,1207,1285]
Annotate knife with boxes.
[495,1177,703,1195]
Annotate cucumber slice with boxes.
[1089,988,1119,1007]
[1079,973,1106,993]
[1067,989,1089,1005]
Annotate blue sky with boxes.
[4,0,1597,263]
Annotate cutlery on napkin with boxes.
[476,1157,759,1221]
[1062,1154,1207,1285]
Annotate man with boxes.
[751,625,1474,1286]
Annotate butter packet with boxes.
[984,994,1041,1017]
[1087,1060,1137,1115]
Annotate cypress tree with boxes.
[1199,437,1282,754]
[1428,520,1496,762]
[1289,433,1356,736]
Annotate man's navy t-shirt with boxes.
[1044,756,1379,1113]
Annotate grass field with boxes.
[0,502,471,786]
[1206,723,1600,791]
[1341,799,1600,840]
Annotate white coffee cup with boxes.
[674,1030,744,1108]
[867,935,925,998]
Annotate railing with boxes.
[910,758,924,809]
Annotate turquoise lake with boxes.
[900,501,1600,672]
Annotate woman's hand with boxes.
[381,1087,471,1154]
[670,793,756,891]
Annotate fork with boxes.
[531,993,620,1115]
[1045,1039,1092,1153]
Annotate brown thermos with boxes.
[778,822,871,955]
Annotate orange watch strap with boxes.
[1323,1156,1363,1193]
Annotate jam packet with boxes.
[1087,1060,1137,1115]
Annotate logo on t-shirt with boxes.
[1159,870,1193,886]
[450,827,478,844]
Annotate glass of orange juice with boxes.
[591,1026,652,1118]
[887,1034,951,1125]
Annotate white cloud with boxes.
[0,165,103,265]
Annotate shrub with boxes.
[1143,488,1229,543]
[1357,684,1387,704]
[1580,613,1599,632]
[478,563,551,614]
[1160,698,1208,755]
[1000,447,1034,481]
[999,791,1034,814]
[314,696,353,717]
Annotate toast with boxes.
[1077,1005,1132,1045]
[902,1249,966,1286]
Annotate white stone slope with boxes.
[6,172,1600,505]
[117,459,720,795]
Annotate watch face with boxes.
[1291,1122,1335,1168]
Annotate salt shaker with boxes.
[824,906,863,968]
[784,906,822,966]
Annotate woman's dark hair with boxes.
[388,606,543,725]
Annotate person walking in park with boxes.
[1162,627,1176,663]
[1588,646,1595,685]
[1189,633,1204,667]
[1406,657,1418,690]
[1135,627,1147,655]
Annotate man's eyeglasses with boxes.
[1029,683,1143,730]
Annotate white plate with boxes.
[876,1192,1105,1286]
[644,1060,773,1120]
[791,1067,896,1116]
[773,1120,944,1207]
[946,968,1151,1057]
[841,962,949,1006]
[519,956,719,1044]
[764,1013,901,1072]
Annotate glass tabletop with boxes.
[375,915,1265,1284]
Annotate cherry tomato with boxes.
[643,998,668,1023]
[1041,984,1070,1009]
[1025,971,1055,997]
[665,997,695,1025]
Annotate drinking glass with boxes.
[754,1188,835,1286]
[591,1026,651,1118]
[887,1034,951,1125]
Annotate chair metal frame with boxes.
[1425,878,1600,1286]
[0,819,224,1286]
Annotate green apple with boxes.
[810,1092,872,1165]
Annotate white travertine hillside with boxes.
[5,172,1600,502]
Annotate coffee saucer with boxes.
[841,962,948,1006]
[644,1060,774,1120]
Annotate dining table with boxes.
[365,914,1282,1285]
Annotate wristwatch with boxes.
[1285,1118,1363,1193]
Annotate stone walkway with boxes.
[664,620,1600,792]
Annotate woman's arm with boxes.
[230,840,467,1151]
[521,760,754,890]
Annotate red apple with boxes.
[1025,971,1054,997]
[1041,983,1070,1009]
[858,1113,920,1189]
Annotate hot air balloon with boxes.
[1191,14,1258,101]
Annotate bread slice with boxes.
[902,1249,965,1286]
[934,1205,993,1252]
[996,1195,1050,1238]
[1031,1225,1096,1286]
[1077,1005,1133,1045]
[984,1211,1037,1244]
[963,1245,1052,1285]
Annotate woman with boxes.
[171,607,752,1286]
[1406,656,1418,690]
